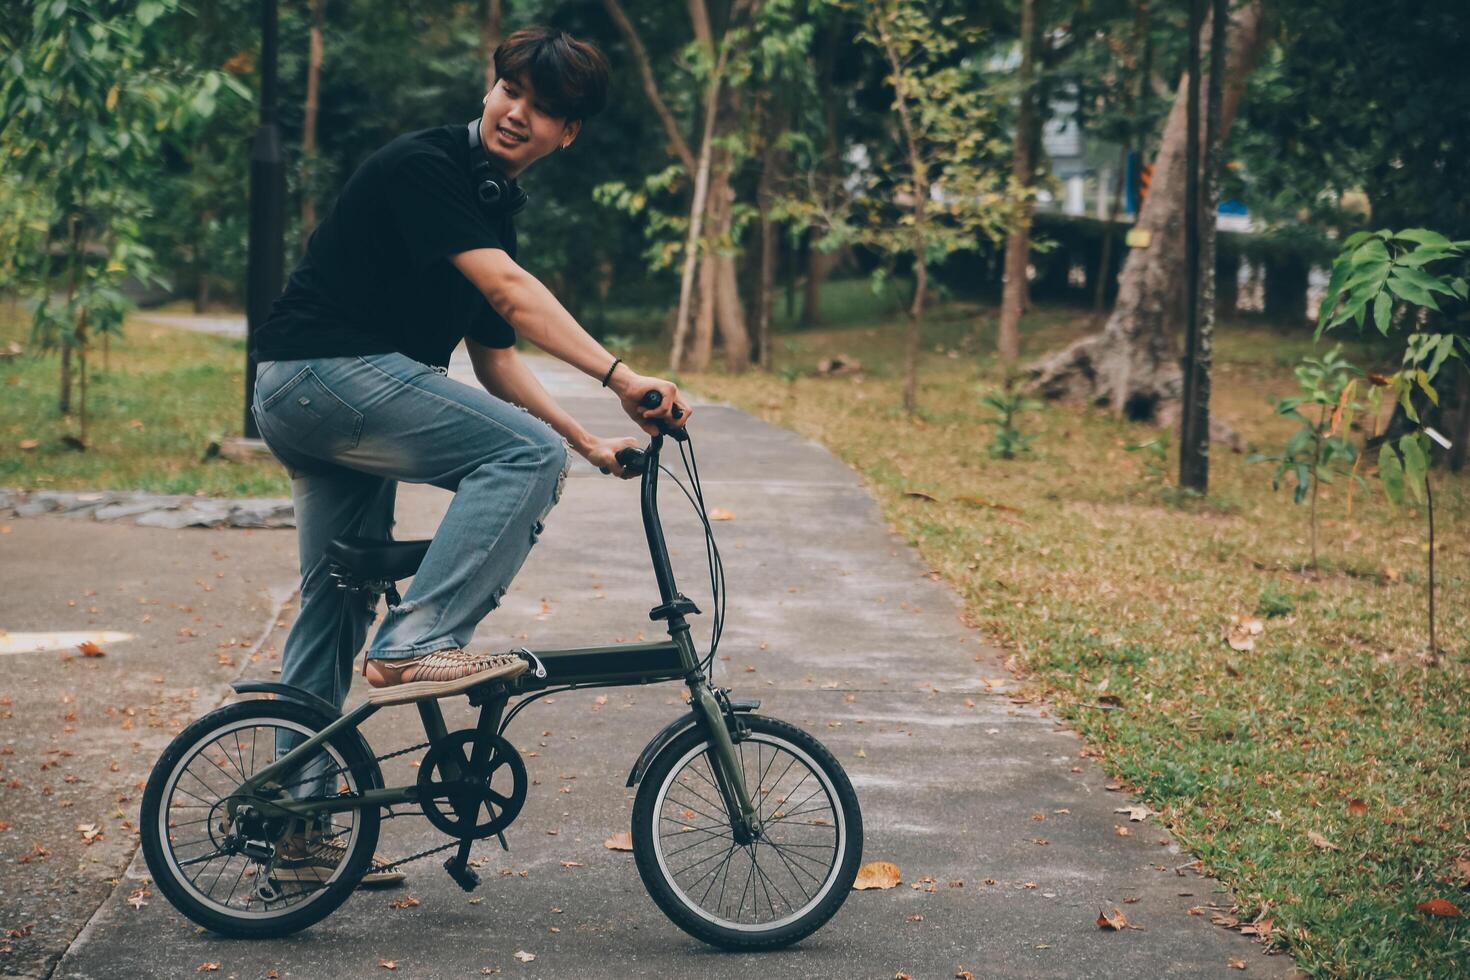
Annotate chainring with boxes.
[414,730,527,840]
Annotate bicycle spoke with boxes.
[655,731,847,929]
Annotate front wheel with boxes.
[631,714,863,949]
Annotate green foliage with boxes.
[1124,432,1170,485]
[1,0,243,437]
[979,386,1040,459]
[785,1,1010,268]
[1317,229,1468,422]
[1247,345,1362,568]
[1254,581,1296,618]
[1248,345,1362,505]
[1317,228,1463,659]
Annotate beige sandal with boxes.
[363,649,528,705]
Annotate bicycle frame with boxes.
[233,430,760,839]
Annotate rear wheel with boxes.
[631,714,863,949]
[140,699,381,938]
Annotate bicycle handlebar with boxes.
[599,390,686,476]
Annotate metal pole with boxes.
[244,0,285,439]
[1178,0,1204,491]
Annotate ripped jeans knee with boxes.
[529,444,571,547]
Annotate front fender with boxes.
[625,699,760,787]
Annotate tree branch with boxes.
[600,0,696,173]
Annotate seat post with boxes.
[417,700,451,745]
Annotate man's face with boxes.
[478,76,580,177]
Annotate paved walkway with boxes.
[132,311,246,339]
[8,353,1292,978]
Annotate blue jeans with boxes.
[251,353,570,713]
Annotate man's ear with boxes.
[561,119,582,149]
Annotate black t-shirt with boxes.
[251,124,517,368]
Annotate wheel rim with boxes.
[156,717,364,920]
[650,732,846,932]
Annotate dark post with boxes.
[1178,0,1205,492]
[244,0,286,439]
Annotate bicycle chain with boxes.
[271,738,494,873]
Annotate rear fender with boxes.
[231,681,384,790]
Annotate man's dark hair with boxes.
[493,26,609,122]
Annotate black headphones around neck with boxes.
[466,119,529,217]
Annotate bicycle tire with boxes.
[631,714,862,949]
[140,698,381,938]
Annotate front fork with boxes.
[690,680,760,843]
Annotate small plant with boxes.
[779,363,803,384]
[1318,228,1468,663]
[1247,345,1362,570]
[980,386,1041,459]
[1255,581,1295,619]
[1125,432,1170,486]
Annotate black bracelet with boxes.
[601,357,622,388]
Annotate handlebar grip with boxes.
[601,446,648,477]
[639,389,684,420]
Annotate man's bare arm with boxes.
[465,340,641,477]
[465,341,593,453]
[450,247,691,435]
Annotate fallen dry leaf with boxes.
[198,965,220,974]
[1416,898,1463,918]
[708,508,736,521]
[604,832,633,852]
[1096,908,1141,931]
[902,490,938,502]
[1115,805,1153,822]
[852,861,902,890]
[1346,799,1368,816]
[559,860,584,869]
[388,896,420,909]
[378,960,398,970]
[17,439,39,451]
[514,950,536,963]
[126,886,150,909]
[1307,831,1339,851]
[1226,616,1264,652]
[1229,959,1246,970]
[77,641,105,657]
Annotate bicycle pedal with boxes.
[444,856,481,892]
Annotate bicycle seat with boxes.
[324,536,432,581]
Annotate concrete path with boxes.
[132,312,246,340]
[12,353,1292,978]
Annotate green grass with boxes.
[0,303,289,497]
[653,288,1470,978]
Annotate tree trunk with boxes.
[691,236,719,370]
[755,102,781,371]
[1025,0,1266,433]
[76,310,88,447]
[59,213,81,416]
[481,0,503,90]
[671,86,720,371]
[301,0,324,239]
[802,24,843,327]
[1215,247,1239,318]
[998,0,1043,371]
[1263,251,1309,327]
[1179,0,1225,493]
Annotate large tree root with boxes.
[1024,334,1244,452]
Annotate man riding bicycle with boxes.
[249,27,690,879]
